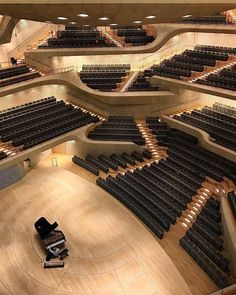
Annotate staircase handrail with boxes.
[7,23,52,59]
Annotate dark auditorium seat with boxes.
[88,116,145,145]
[0,64,41,88]
[0,97,100,152]
[172,103,236,151]
[39,26,116,49]
[80,64,130,92]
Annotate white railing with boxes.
[48,66,74,75]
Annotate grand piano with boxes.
[34,217,69,261]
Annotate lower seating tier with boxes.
[0,97,100,156]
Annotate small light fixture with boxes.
[78,13,88,17]
[133,20,142,24]
[146,15,156,19]
[83,24,90,27]
[110,23,118,26]
[57,16,68,20]
[99,16,109,21]
[182,14,192,18]
[69,21,77,24]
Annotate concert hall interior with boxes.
[0,1,236,295]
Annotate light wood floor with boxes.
[39,153,222,295]
[0,161,193,295]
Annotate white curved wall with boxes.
[0,20,48,65]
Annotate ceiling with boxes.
[0,1,236,26]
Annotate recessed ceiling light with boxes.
[146,15,156,19]
[69,21,77,24]
[78,13,88,17]
[83,24,90,27]
[57,16,68,20]
[133,20,142,24]
[182,14,192,18]
[110,23,118,26]
[99,17,109,21]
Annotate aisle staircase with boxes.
[104,32,122,47]
[189,56,236,83]
[137,121,167,160]
[120,71,139,92]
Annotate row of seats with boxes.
[0,96,53,117]
[0,71,41,88]
[87,116,145,145]
[73,150,152,175]
[0,97,100,151]
[180,14,232,25]
[39,27,116,48]
[195,45,236,55]
[72,155,99,175]
[0,63,41,88]
[57,30,100,38]
[144,45,233,81]
[228,191,236,219]
[172,105,236,151]
[113,26,155,46]
[82,64,130,71]
[213,102,236,117]
[180,197,231,289]
[80,65,130,92]
[124,35,154,45]
[195,63,236,91]
[0,64,30,80]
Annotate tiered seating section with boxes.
[180,14,233,25]
[180,197,231,289]
[0,64,41,88]
[128,72,162,91]
[145,45,236,81]
[97,126,236,239]
[39,25,116,49]
[172,103,236,151]
[87,116,145,145]
[112,26,155,46]
[72,150,152,175]
[195,63,236,91]
[0,97,99,153]
[228,191,236,218]
[80,64,130,92]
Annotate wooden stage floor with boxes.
[0,164,193,295]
